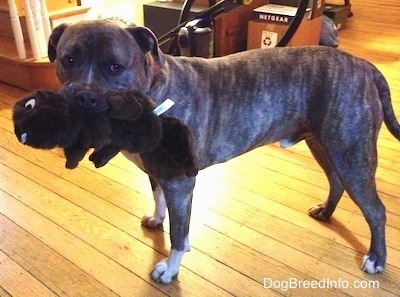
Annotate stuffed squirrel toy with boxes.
[13,89,198,178]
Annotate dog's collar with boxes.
[153,99,175,116]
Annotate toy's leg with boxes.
[89,146,120,168]
[64,147,89,169]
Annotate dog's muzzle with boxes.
[59,83,110,112]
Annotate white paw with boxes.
[141,215,163,228]
[362,254,384,274]
[151,259,178,284]
[308,204,331,221]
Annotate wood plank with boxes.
[0,189,170,297]
[0,214,120,297]
[0,286,12,297]
[0,251,57,297]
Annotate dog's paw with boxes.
[308,204,332,221]
[141,215,164,229]
[362,254,385,274]
[151,259,178,284]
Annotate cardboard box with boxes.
[247,16,322,49]
[253,4,312,24]
[269,0,325,18]
[323,4,350,30]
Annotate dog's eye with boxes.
[24,98,36,110]
[110,63,124,74]
[62,55,75,67]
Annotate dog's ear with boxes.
[160,117,198,177]
[107,91,144,121]
[126,26,166,66]
[48,23,69,62]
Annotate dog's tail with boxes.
[375,70,400,140]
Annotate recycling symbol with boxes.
[263,36,272,46]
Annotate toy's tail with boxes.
[375,70,400,140]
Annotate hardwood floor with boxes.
[0,1,399,296]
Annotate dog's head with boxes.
[12,90,78,149]
[48,20,165,111]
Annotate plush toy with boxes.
[13,89,198,177]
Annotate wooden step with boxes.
[0,12,58,91]
[0,36,60,91]
[0,5,90,91]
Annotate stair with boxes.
[0,1,90,91]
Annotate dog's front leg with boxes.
[150,175,195,284]
[142,177,167,228]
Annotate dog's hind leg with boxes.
[321,139,386,274]
[150,175,195,284]
[141,176,167,228]
[306,137,345,220]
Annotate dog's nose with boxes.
[76,90,99,109]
